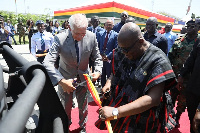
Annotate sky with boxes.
[1,0,200,21]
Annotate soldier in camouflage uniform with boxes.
[168,19,200,126]
[17,21,25,44]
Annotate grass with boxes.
[11,35,29,45]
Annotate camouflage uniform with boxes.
[17,23,25,44]
[169,34,200,113]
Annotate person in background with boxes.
[27,19,37,52]
[87,16,104,35]
[45,19,49,30]
[31,20,54,63]
[43,13,103,133]
[62,20,69,29]
[87,16,104,86]
[168,19,200,127]
[164,22,178,54]
[97,19,118,88]
[96,22,176,132]
[54,20,69,69]
[5,19,17,45]
[113,11,128,33]
[46,21,53,33]
[0,15,11,44]
[17,20,26,45]
[125,16,135,23]
[158,27,165,34]
[144,17,168,54]
[52,21,62,36]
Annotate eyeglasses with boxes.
[120,39,139,53]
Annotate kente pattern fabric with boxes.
[95,44,176,133]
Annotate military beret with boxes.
[186,19,195,24]
[35,20,44,26]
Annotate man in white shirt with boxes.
[31,20,54,63]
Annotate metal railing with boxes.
[0,42,69,133]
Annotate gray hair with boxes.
[69,13,88,30]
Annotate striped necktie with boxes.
[103,31,109,51]
[75,40,79,63]
[41,33,45,51]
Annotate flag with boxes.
[83,74,113,133]
[186,6,190,15]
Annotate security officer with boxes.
[168,19,200,126]
[17,20,26,45]
[31,20,54,63]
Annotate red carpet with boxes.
[69,101,190,133]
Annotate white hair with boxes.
[69,13,88,30]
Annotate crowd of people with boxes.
[1,11,200,133]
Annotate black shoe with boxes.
[79,127,86,133]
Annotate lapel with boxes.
[80,33,88,63]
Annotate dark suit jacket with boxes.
[87,26,104,37]
[144,31,168,54]
[43,29,103,86]
[97,30,118,60]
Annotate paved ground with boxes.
[0,44,101,108]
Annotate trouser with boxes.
[176,86,187,113]
[28,35,32,53]
[11,35,17,45]
[19,34,25,44]
[58,85,88,128]
[101,61,111,88]
[186,91,200,133]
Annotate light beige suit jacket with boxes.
[43,29,103,86]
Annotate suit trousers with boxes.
[101,61,112,88]
[58,85,88,128]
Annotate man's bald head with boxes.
[118,23,148,60]
[146,17,158,34]
[118,22,142,46]
[147,17,158,24]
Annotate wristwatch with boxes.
[112,108,119,119]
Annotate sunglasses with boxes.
[120,39,139,53]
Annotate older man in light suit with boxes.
[43,14,103,133]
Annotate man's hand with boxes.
[193,111,200,133]
[176,76,184,91]
[59,79,76,94]
[99,106,115,121]
[101,54,108,61]
[90,72,101,82]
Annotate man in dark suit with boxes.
[87,16,104,86]
[87,16,104,36]
[43,13,103,133]
[144,17,168,54]
[113,11,129,33]
[97,19,118,87]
